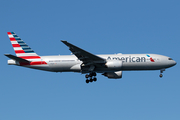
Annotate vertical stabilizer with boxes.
[7,32,41,61]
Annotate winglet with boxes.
[61,40,67,42]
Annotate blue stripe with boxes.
[22,48,31,50]
[23,49,34,52]
[25,51,34,53]
[17,41,24,43]
[13,35,18,37]
[15,37,21,40]
[16,40,23,42]
[21,46,30,49]
[19,43,27,46]
[19,45,28,47]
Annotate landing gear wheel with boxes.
[85,72,97,83]
[89,78,93,82]
[86,79,89,83]
[159,69,165,78]
[85,74,89,78]
[93,78,97,82]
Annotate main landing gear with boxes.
[159,69,165,78]
[85,72,97,83]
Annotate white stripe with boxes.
[11,41,18,44]
[16,53,38,56]
[8,35,14,38]
[13,47,23,50]
[26,59,42,61]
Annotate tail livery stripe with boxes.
[12,44,21,47]
[10,38,16,41]
[14,47,23,50]
[15,50,25,54]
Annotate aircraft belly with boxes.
[48,61,80,72]
[122,62,164,70]
[26,65,53,71]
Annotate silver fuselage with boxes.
[11,54,176,73]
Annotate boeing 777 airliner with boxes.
[5,32,176,83]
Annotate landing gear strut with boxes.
[85,72,97,83]
[159,69,165,78]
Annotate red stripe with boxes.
[20,61,47,66]
[10,38,16,41]
[7,32,12,35]
[30,61,47,65]
[12,44,21,47]
[15,50,25,53]
[19,56,41,59]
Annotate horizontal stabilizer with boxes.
[4,54,30,63]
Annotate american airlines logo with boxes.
[146,54,155,62]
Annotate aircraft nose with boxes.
[171,60,177,67]
[168,57,177,67]
[173,60,177,66]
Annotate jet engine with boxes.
[102,71,122,79]
[105,60,123,70]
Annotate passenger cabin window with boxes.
[168,58,173,60]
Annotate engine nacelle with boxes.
[105,60,122,70]
[102,71,122,79]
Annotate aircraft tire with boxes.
[93,78,97,82]
[86,79,89,83]
[85,74,89,78]
[89,78,93,82]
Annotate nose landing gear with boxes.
[85,72,97,83]
[159,69,165,78]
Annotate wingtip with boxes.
[61,40,67,43]
[4,54,11,56]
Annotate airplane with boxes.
[5,32,177,83]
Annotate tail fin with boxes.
[7,32,41,61]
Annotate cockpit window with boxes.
[168,58,173,60]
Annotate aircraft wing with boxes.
[61,40,106,64]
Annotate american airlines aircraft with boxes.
[5,32,176,83]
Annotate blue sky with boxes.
[0,0,179,120]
